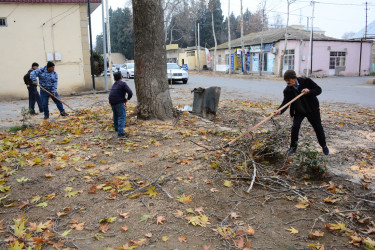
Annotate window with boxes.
[187,51,195,57]
[329,51,346,69]
[283,50,294,69]
[218,55,222,64]
[0,18,7,27]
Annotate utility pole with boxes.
[240,0,246,75]
[307,1,315,77]
[87,0,95,90]
[228,0,231,75]
[197,23,201,72]
[101,1,108,91]
[259,0,266,76]
[365,1,368,38]
[279,0,296,77]
[106,0,112,88]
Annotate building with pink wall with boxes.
[277,39,372,77]
[213,26,372,77]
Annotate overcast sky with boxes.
[91,0,375,43]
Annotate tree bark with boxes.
[133,0,173,120]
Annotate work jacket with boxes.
[278,77,322,117]
[30,66,58,92]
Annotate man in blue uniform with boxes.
[30,61,68,120]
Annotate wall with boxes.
[276,40,372,77]
[0,3,92,99]
[178,49,207,70]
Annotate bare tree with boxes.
[240,0,247,75]
[278,0,296,77]
[163,0,182,42]
[227,0,231,75]
[259,0,267,76]
[209,0,217,72]
[133,0,174,120]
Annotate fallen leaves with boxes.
[325,222,346,232]
[156,216,166,225]
[308,230,324,239]
[178,235,187,242]
[223,180,233,188]
[99,223,110,233]
[285,227,299,234]
[176,193,192,204]
[70,220,85,231]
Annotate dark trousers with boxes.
[40,89,65,117]
[290,109,326,149]
[27,86,43,113]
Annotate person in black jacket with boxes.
[23,62,43,115]
[108,72,133,138]
[274,70,329,155]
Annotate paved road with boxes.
[172,74,375,107]
[0,74,374,129]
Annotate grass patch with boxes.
[8,124,31,133]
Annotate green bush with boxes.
[93,51,105,76]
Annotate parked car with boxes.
[167,63,188,84]
[100,66,117,76]
[120,63,135,79]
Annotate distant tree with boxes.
[342,32,355,39]
[109,7,134,59]
[95,34,104,54]
[197,0,223,48]
[132,0,174,120]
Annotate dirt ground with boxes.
[0,91,374,250]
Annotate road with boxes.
[170,73,375,107]
[0,74,374,129]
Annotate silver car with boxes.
[120,63,135,79]
[167,63,188,84]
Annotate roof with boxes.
[215,27,339,50]
[0,0,101,3]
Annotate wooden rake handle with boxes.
[223,92,305,148]
[38,84,78,113]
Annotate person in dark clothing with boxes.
[274,70,329,155]
[23,62,43,115]
[109,72,133,138]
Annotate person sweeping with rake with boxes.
[30,61,69,120]
[274,70,329,155]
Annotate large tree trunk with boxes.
[133,0,173,120]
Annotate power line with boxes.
[298,0,375,6]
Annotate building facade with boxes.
[211,27,372,77]
[0,0,100,99]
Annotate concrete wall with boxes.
[0,3,94,98]
[178,50,207,70]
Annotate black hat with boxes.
[283,69,297,80]
[47,61,55,68]
[32,62,39,67]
